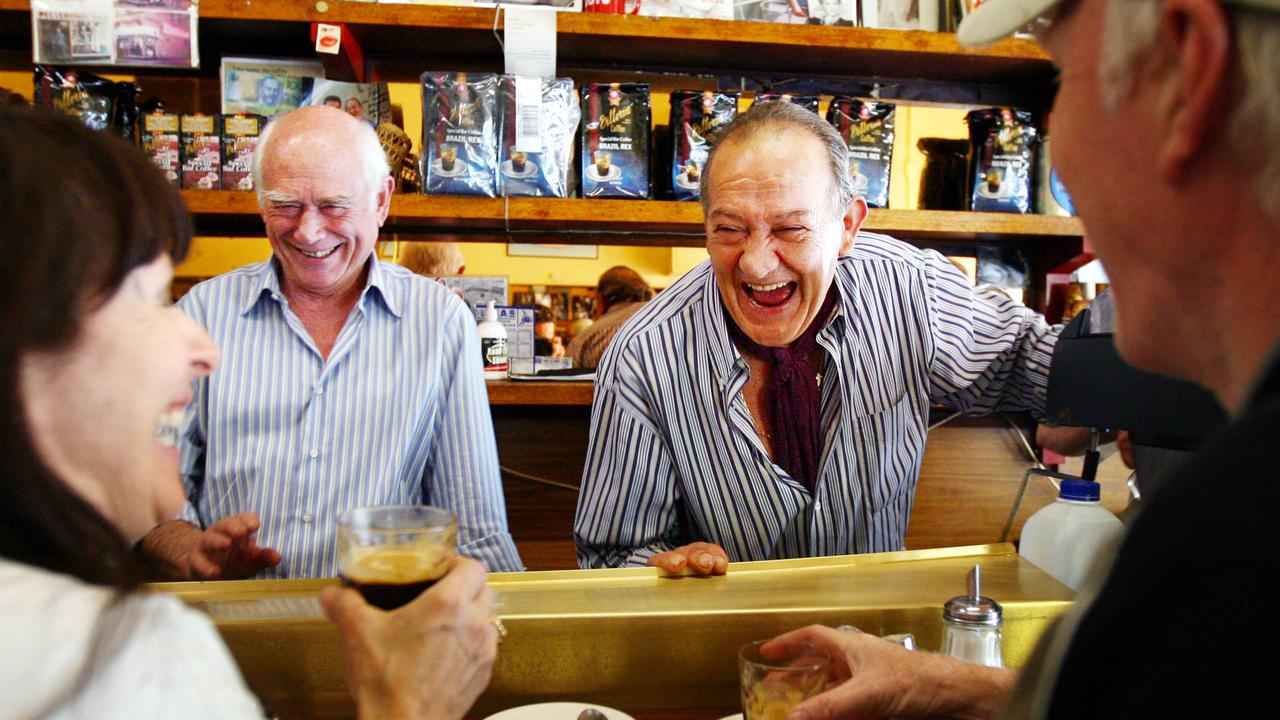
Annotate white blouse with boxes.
[0,558,264,719]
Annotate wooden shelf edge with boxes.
[486,380,595,406]
[0,1,1049,63]
[181,191,1084,243]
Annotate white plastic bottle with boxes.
[1019,478,1125,591]
[476,301,509,380]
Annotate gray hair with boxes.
[398,241,465,276]
[699,100,854,219]
[1101,0,1280,223]
[251,110,390,208]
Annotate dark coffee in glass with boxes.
[337,506,457,611]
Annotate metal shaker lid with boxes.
[944,564,1003,626]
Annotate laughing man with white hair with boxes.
[138,106,522,579]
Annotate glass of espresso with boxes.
[337,505,457,611]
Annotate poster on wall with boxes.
[507,243,599,259]
[31,0,199,69]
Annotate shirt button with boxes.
[309,449,319,459]
[271,292,280,300]
[315,385,325,395]
[301,513,313,523]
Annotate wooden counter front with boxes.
[155,544,1073,719]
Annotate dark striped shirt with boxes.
[574,233,1057,568]
[178,258,523,577]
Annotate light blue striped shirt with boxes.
[178,257,522,577]
[575,233,1058,568]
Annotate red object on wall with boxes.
[309,22,366,83]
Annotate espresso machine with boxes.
[1005,291,1228,535]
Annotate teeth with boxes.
[155,409,184,448]
[299,246,337,259]
[747,281,790,292]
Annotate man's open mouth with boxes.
[743,281,797,308]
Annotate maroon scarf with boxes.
[725,284,839,492]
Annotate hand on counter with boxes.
[647,542,729,576]
[137,513,281,580]
[763,625,1016,720]
[322,557,499,720]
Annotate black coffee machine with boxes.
[1003,293,1227,536]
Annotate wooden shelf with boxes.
[1,0,1054,89]
[486,379,594,406]
[183,190,1085,245]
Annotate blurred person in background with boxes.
[570,265,654,369]
[399,241,466,277]
[534,304,565,358]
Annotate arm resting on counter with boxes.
[137,514,280,581]
[768,625,1016,720]
[423,299,523,572]
[574,373,684,568]
[647,542,729,576]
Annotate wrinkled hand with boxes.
[763,625,1016,720]
[647,542,729,576]
[322,557,498,720]
[139,514,281,581]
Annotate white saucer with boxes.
[432,157,466,178]
[586,164,621,182]
[675,171,701,190]
[483,702,635,720]
[717,715,744,720]
[501,158,539,179]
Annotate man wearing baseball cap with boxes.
[764,0,1280,717]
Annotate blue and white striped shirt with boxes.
[574,233,1057,568]
[178,257,523,577]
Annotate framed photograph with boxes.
[32,0,199,68]
[221,56,324,119]
[507,243,599,259]
[113,8,196,67]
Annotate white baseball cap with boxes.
[958,0,1280,47]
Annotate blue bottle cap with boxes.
[1059,478,1101,502]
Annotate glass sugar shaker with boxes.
[940,563,1004,668]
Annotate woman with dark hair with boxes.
[0,104,498,718]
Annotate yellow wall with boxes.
[0,73,968,290]
[1,70,32,99]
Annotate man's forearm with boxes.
[136,519,202,580]
[932,660,1018,720]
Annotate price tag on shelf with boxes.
[503,5,557,79]
[513,75,543,153]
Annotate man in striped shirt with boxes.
[574,101,1058,572]
[138,107,522,579]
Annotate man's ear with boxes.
[375,175,395,226]
[840,196,868,256]
[1152,0,1233,183]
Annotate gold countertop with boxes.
[154,544,1073,719]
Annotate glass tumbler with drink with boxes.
[337,505,457,611]
[739,639,831,720]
